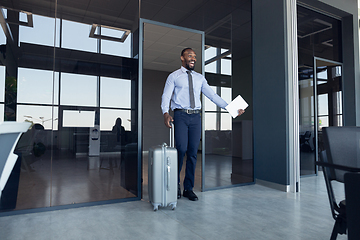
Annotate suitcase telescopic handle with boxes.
[169,122,175,148]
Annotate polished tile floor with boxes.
[14,150,252,210]
[0,172,347,240]
[15,151,136,210]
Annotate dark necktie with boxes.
[187,71,195,109]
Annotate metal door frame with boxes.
[138,18,206,192]
[313,57,343,171]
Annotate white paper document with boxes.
[225,95,249,118]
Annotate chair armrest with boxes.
[316,161,360,172]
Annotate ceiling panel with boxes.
[156,35,188,46]
[144,22,202,72]
[147,42,174,52]
[164,0,205,13]
[144,40,155,49]
[179,39,201,50]
[167,28,197,39]
[144,23,172,34]
[152,57,175,64]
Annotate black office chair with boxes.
[300,131,313,152]
[316,127,360,240]
[344,172,360,240]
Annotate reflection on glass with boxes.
[62,20,97,53]
[204,86,232,131]
[18,68,59,104]
[299,75,315,176]
[0,66,4,102]
[0,0,139,213]
[221,87,232,107]
[337,115,343,126]
[318,94,328,116]
[221,113,232,131]
[63,110,95,127]
[0,104,3,122]
[0,20,5,44]
[205,47,216,73]
[17,105,58,130]
[221,49,231,76]
[299,60,343,176]
[318,116,329,130]
[203,12,253,189]
[101,30,131,58]
[204,86,217,111]
[336,91,342,114]
[317,69,327,80]
[15,122,51,209]
[100,109,131,131]
[205,113,216,130]
[60,73,97,106]
[205,61,216,73]
[205,46,216,58]
[297,5,342,63]
[100,77,131,108]
[5,76,17,121]
[19,15,60,47]
[221,59,231,75]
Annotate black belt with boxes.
[174,109,201,114]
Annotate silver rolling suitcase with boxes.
[148,124,177,211]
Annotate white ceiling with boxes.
[144,22,202,73]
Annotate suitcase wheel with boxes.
[152,203,160,211]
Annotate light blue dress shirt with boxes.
[161,66,228,114]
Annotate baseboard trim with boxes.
[256,179,290,192]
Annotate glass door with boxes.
[139,19,204,196]
[298,57,343,176]
[299,65,316,176]
[314,57,343,163]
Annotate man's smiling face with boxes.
[181,49,196,70]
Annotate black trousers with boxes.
[173,110,201,191]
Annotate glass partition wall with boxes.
[0,0,253,213]
[203,16,253,189]
[0,1,139,212]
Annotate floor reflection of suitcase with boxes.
[121,143,138,196]
[148,126,177,211]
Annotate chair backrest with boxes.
[322,127,360,183]
[304,131,311,139]
[344,172,360,240]
[0,122,31,197]
[0,133,20,181]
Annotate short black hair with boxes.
[181,48,193,56]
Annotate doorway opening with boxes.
[139,19,204,200]
[297,4,342,176]
[299,57,343,176]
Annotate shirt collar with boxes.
[181,66,191,73]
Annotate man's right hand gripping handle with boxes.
[164,112,173,128]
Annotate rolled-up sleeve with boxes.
[161,75,175,114]
[201,77,228,109]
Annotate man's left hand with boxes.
[238,109,245,116]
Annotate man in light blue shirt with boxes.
[161,48,244,201]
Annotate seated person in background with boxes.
[111,117,126,150]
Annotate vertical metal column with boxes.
[201,32,205,192]
[285,0,300,193]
